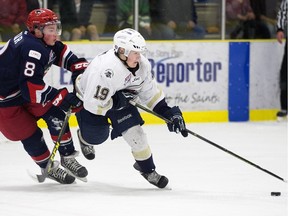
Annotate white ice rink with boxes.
[0,121,287,216]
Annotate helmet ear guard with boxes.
[113,28,147,57]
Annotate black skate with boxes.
[61,151,88,182]
[133,162,169,189]
[44,161,75,184]
[77,129,95,160]
[277,110,287,121]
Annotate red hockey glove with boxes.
[52,88,83,113]
[70,58,88,86]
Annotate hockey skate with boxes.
[61,151,88,182]
[133,162,169,189]
[277,110,287,121]
[44,161,75,184]
[77,129,95,160]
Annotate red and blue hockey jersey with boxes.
[0,30,81,107]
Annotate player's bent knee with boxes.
[122,125,152,161]
[80,126,109,145]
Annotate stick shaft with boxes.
[130,101,287,183]
[37,108,72,182]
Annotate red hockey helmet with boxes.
[26,8,61,35]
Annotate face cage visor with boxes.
[41,20,62,36]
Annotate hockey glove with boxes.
[52,88,83,113]
[112,90,137,110]
[163,106,188,137]
[70,58,89,86]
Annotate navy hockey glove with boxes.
[70,58,88,86]
[112,90,137,110]
[52,88,83,113]
[163,106,188,137]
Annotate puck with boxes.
[271,192,281,196]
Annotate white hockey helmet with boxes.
[113,28,147,57]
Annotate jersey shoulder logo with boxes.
[104,69,114,78]
[13,32,24,46]
[49,50,56,63]
[28,50,41,60]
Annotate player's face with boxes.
[42,24,61,46]
[126,51,141,68]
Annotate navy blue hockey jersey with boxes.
[0,30,80,107]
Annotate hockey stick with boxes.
[36,108,72,183]
[129,100,287,183]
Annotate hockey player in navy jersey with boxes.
[0,9,89,184]
[75,28,188,188]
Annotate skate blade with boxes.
[27,169,44,183]
[64,169,88,183]
[277,116,287,122]
[75,176,88,183]
[163,184,172,190]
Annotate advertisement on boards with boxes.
[46,42,229,112]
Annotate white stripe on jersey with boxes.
[0,40,10,56]
[35,84,49,103]
[0,90,21,101]
[60,46,72,68]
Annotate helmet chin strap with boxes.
[115,51,139,75]
[38,27,51,46]
[39,33,47,45]
[32,26,45,40]
[115,51,129,67]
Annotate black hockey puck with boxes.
[271,192,281,196]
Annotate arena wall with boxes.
[1,40,278,126]
[28,40,284,125]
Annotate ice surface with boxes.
[0,121,287,216]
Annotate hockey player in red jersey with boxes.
[0,8,88,184]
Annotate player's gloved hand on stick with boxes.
[112,90,137,110]
[70,58,89,86]
[163,106,188,137]
[52,88,83,113]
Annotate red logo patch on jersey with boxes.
[124,73,132,86]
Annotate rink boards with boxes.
[1,39,283,125]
